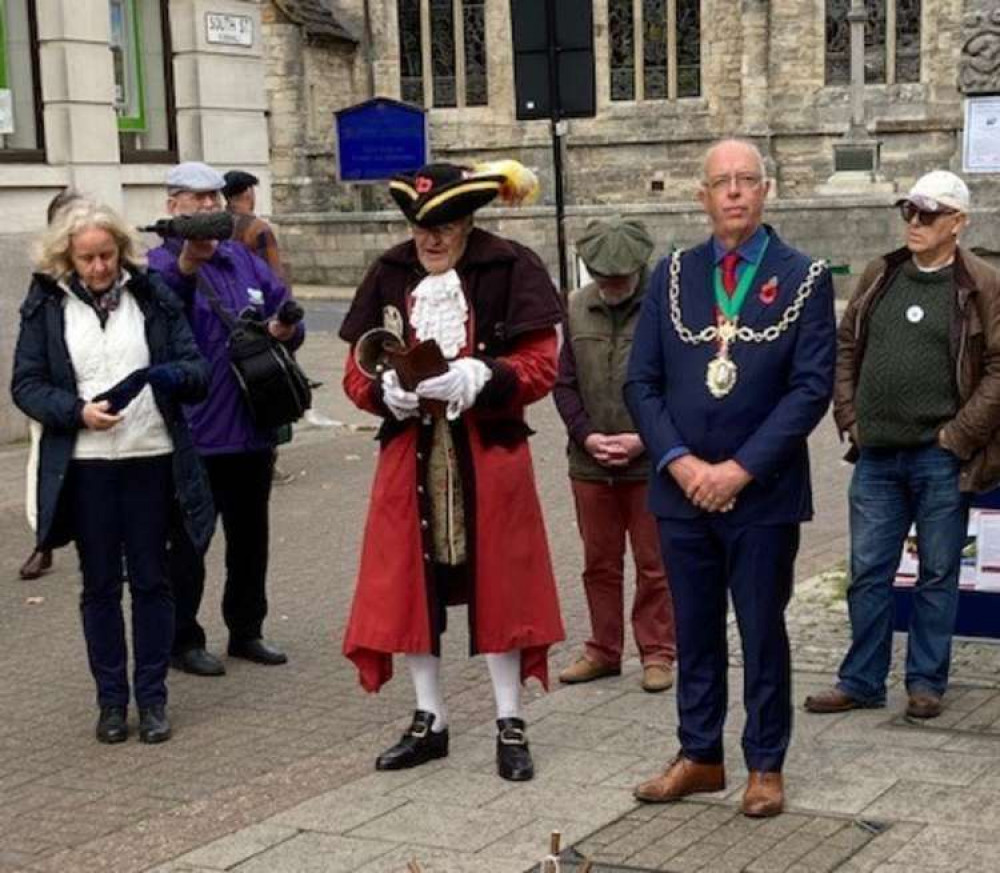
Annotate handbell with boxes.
[354,327,405,379]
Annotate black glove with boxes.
[92,368,149,413]
[147,363,185,396]
[276,299,304,326]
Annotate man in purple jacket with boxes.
[149,162,305,676]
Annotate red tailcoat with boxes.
[340,230,566,692]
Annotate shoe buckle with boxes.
[408,722,429,738]
[499,727,526,746]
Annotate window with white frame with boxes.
[608,0,700,102]
[111,0,177,159]
[825,0,921,85]
[0,0,43,158]
[398,0,489,108]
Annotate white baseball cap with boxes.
[898,170,970,214]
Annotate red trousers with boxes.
[571,478,676,667]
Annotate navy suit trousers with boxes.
[657,517,799,772]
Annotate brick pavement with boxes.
[4,329,1000,872]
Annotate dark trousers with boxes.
[70,457,174,708]
[571,479,676,666]
[657,517,799,773]
[169,450,273,653]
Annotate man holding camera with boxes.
[148,161,306,676]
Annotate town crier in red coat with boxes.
[339,160,565,781]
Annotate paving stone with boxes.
[390,767,515,808]
[266,786,411,834]
[513,743,642,788]
[353,844,529,873]
[527,711,635,750]
[480,782,637,825]
[784,773,899,815]
[169,823,300,870]
[848,745,993,787]
[863,780,1000,828]
[347,800,534,852]
[880,824,1000,871]
[230,833,397,872]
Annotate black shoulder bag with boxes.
[196,277,312,429]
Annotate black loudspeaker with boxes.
[511,0,595,120]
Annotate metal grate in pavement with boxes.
[536,802,893,873]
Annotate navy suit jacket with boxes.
[624,227,836,525]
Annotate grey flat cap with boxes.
[166,161,226,193]
[576,216,654,277]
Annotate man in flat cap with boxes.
[806,170,1000,722]
[554,217,676,694]
[149,161,306,677]
[223,170,287,283]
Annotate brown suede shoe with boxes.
[803,686,873,714]
[558,655,621,685]
[742,771,784,818]
[19,549,53,581]
[641,663,675,693]
[634,755,725,803]
[906,692,943,719]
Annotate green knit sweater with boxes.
[855,260,959,448]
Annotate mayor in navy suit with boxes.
[624,139,836,817]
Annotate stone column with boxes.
[36,0,122,207]
[169,0,269,185]
[740,0,770,135]
[847,0,866,136]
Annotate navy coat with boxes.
[11,268,215,552]
[624,228,836,525]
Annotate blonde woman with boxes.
[11,200,213,744]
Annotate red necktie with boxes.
[721,251,740,297]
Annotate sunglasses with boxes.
[899,202,958,226]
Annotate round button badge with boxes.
[906,305,925,324]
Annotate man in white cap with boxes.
[806,170,1000,720]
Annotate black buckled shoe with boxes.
[496,717,534,781]
[375,710,449,771]
[96,705,128,744]
[227,638,288,666]
[171,647,226,676]
[138,704,172,744]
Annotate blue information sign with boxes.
[335,98,429,183]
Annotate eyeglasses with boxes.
[705,173,764,193]
[899,202,958,226]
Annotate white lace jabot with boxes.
[409,269,468,360]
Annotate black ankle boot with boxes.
[496,717,533,781]
[375,710,449,771]
[96,705,128,744]
[138,704,172,744]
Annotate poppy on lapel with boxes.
[759,276,779,305]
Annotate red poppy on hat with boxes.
[759,276,779,305]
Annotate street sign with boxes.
[335,98,429,183]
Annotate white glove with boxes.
[415,358,492,420]
[381,370,420,421]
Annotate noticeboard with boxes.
[963,96,1000,174]
[335,98,429,183]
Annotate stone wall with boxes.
[273,198,1000,291]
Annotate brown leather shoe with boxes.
[19,549,53,581]
[641,663,675,693]
[742,771,784,817]
[906,691,943,719]
[634,755,725,802]
[803,686,873,713]
[558,655,621,684]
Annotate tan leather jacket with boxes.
[835,246,1000,492]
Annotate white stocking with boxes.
[405,653,448,732]
[486,650,522,721]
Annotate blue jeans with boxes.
[837,444,970,703]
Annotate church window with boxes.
[609,0,700,102]
[825,0,921,85]
[398,0,489,108]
